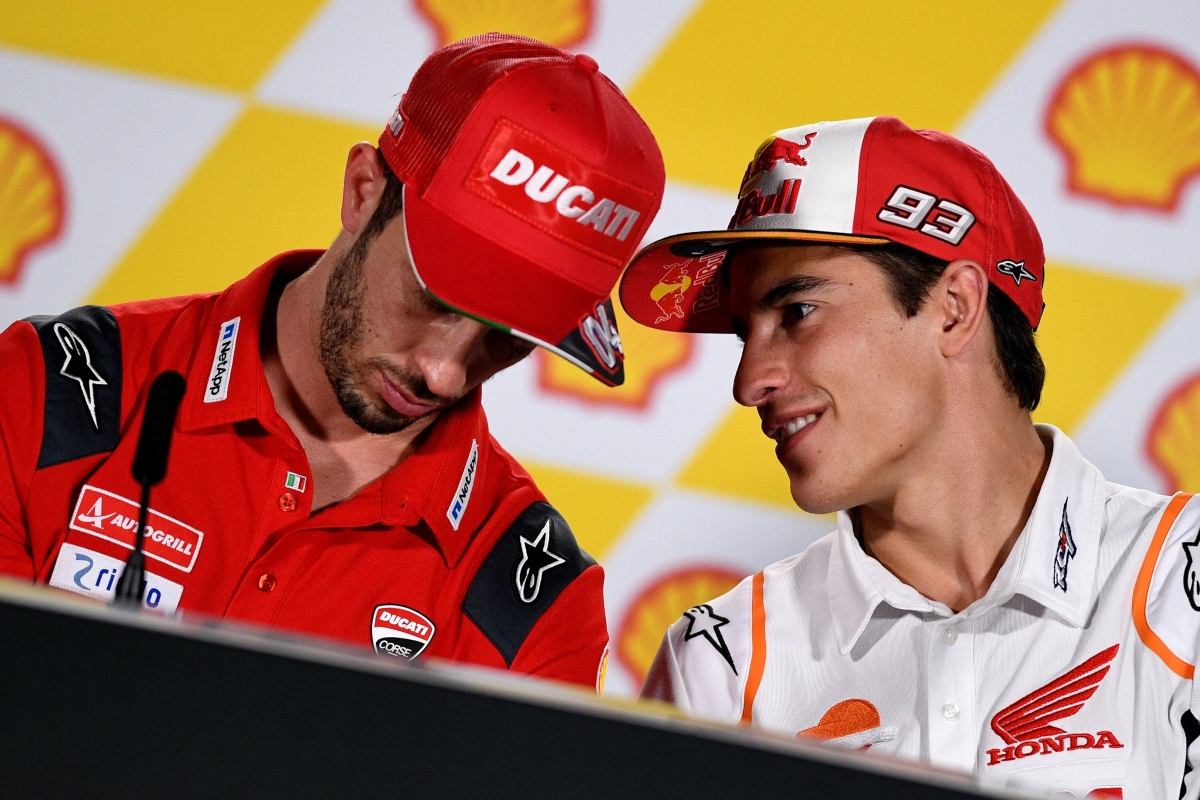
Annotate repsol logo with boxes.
[466,120,655,264]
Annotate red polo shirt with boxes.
[0,251,608,688]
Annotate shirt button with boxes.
[258,573,277,592]
[941,703,960,721]
[942,626,958,644]
[278,492,298,512]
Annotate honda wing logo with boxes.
[54,323,107,430]
[987,644,1124,765]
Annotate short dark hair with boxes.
[358,148,405,244]
[852,242,1045,411]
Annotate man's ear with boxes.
[340,143,388,235]
[935,259,989,358]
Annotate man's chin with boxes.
[787,474,845,517]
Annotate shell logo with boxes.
[1045,44,1200,213]
[615,565,744,684]
[537,295,694,408]
[0,117,65,286]
[1146,371,1200,494]
[414,0,593,49]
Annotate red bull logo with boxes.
[731,178,802,227]
[650,261,693,324]
[739,132,817,197]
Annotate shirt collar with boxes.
[828,424,1105,654]
[178,249,321,433]
[378,388,492,568]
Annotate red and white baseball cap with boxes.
[619,116,1044,333]
[379,33,665,387]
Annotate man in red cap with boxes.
[625,117,1200,796]
[0,34,664,689]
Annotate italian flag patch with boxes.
[285,472,307,493]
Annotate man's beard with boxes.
[317,234,445,435]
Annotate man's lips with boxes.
[762,408,824,456]
[379,373,438,418]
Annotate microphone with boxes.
[112,371,186,608]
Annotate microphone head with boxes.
[132,371,187,486]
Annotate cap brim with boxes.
[619,228,890,333]
[403,186,625,386]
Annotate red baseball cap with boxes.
[379,33,665,386]
[619,116,1044,333]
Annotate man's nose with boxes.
[732,334,789,408]
[413,319,491,399]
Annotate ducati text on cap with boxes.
[372,605,435,660]
[466,120,655,265]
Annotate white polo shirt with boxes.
[643,425,1200,799]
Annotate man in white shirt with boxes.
[617,116,1200,799]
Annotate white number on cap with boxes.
[921,199,975,245]
[878,185,976,246]
[878,186,936,229]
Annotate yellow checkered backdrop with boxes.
[3,0,1199,698]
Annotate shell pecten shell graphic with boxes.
[1147,372,1200,494]
[1045,44,1200,212]
[414,0,592,49]
[0,117,65,285]
[616,565,743,684]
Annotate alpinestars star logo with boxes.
[1181,526,1200,611]
[1054,498,1077,592]
[987,644,1123,766]
[53,322,107,430]
[514,518,566,604]
[997,259,1037,286]
[683,604,736,674]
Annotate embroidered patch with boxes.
[204,317,240,403]
[446,439,478,531]
[1054,498,1077,592]
[683,603,736,674]
[371,605,435,660]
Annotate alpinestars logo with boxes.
[54,322,107,430]
[997,260,1037,286]
[987,644,1123,766]
[514,518,566,604]
[1181,526,1200,611]
[683,604,736,674]
[1054,498,1076,592]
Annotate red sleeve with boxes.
[0,320,44,580]
[508,563,608,690]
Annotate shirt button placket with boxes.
[926,620,977,772]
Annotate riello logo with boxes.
[986,645,1123,767]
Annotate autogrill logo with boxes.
[204,317,240,404]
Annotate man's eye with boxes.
[781,302,815,326]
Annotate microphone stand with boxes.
[112,371,186,608]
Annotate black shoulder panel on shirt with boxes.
[26,306,122,470]
[462,501,596,666]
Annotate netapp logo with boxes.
[204,317,240,404]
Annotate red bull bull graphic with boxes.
[650,261,693,324]
[739,132,817,197]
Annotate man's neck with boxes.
[259,247,438,510]
[857,413,1051,614]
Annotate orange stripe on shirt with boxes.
[740,571,767,725]
[1133,492,1195,679]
